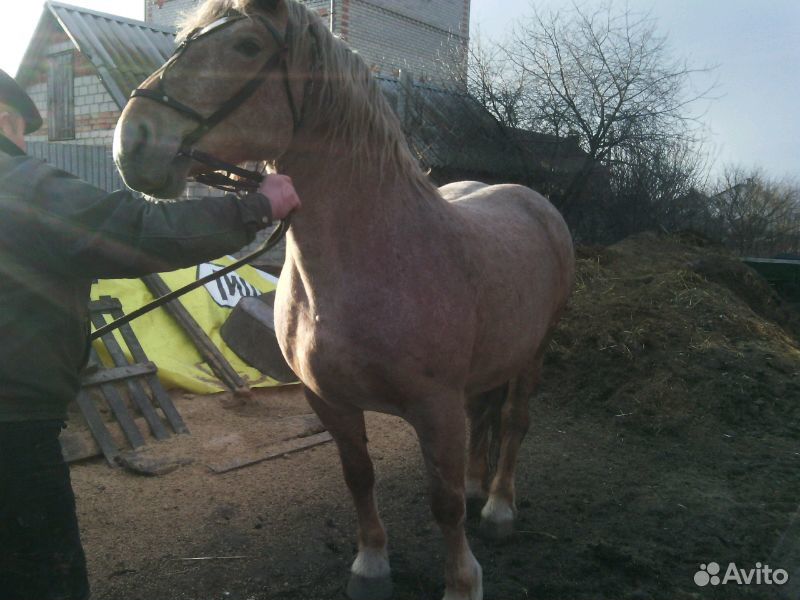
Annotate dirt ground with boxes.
[71,232,800,600]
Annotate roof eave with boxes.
[15,8,65,86]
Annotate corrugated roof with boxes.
[43,1,176,108]
[379,77,592,180]
[380,77,524,178]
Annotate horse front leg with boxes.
[413,395,483,600]
[304,388,392,600]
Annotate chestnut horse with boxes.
[114,1,574,598]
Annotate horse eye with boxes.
[234,39,262,57]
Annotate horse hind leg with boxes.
[479,358,542,540]
[465,384,506,518]
[303,388,392,600]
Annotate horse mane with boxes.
[179,0,438,195]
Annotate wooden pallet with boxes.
[70,296,188,465]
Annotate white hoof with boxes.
[479,495,515,540]
[348,548,393,600]
[351,546,391,579]
[347,573,393,600]
[442,550,483,600]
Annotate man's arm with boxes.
[20,160,297,280]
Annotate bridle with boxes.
[130,12,302,194]
[90,12,301,342]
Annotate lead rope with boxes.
[90,216,290,341]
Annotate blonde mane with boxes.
[179,0,437,194]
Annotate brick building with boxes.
[145,0,470,82]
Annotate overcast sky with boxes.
[1,0,798,181]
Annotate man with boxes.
[0,69,300,600]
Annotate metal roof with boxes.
[34,2,176,108]
[379,77,591,181]
[379,77,523,179]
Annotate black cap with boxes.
[0,69,42,134]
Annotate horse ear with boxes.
[254,0,283,12]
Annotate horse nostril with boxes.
[129,121,152,158]
[120,119,152,160]
[138,123,149,148]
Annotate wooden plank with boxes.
[81,362,157,387]
[208,432,333,474]
[141,274,249,395]
[90,309,169,441]
[110,305,188,435]
[84,347,145,449]
[60,416,158,464]
[59,428,98,464]
[89,297,122,312]
[74,390,119,466]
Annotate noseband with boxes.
[130,12,302,194]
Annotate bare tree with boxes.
[604,138,712,240]
[459,32,527,129]
[505,2,714,212]
[711,167,800,256]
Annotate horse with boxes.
[113,1,574,598]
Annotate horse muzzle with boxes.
[113,113,190,198]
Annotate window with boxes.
[47,52,75,141]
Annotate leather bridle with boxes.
[91,13,302,343]
[130,12,302,194]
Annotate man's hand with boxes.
[259,174,301,221]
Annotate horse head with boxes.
[114,0,307,198]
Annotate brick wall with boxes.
[23,33,120,147]
[366,0,465,33]
[145,0,200,29]
[144,0,469,82]
[340,0,467,82]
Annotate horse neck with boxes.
[276,125,448,269]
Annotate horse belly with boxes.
[466,282,557,395]
[275,265,477,410]
[454,185,574,393]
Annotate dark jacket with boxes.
[0,151,273,422]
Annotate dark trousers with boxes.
[0,421,89,600]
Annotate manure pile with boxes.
[543,232,800,434]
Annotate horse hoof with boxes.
[479,516,515,541]
[346,573,393,600]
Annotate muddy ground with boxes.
[72,233,800,600]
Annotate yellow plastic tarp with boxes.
[90,256,282,393]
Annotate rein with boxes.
[89,218,289,342]
[94,11,304,341]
